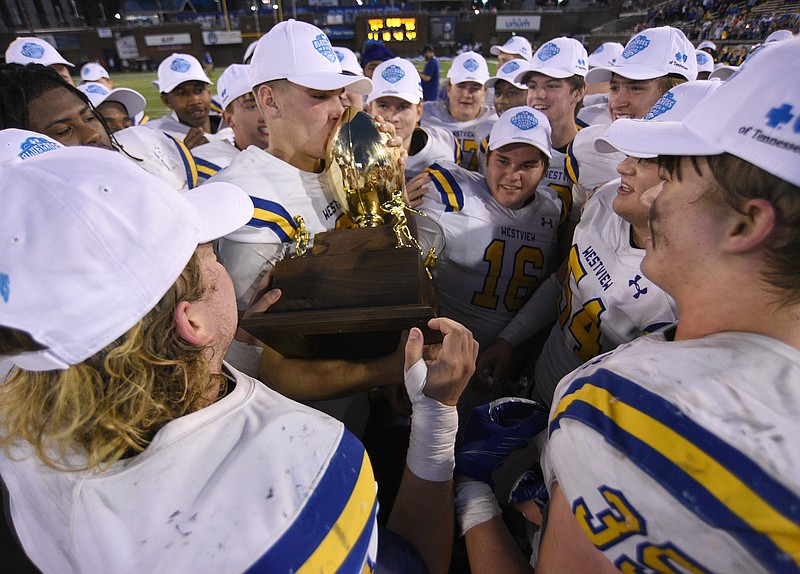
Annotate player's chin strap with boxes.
[404,358,459,482]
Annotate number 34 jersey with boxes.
[418,161,565,348]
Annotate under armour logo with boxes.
[765,103,799,132]
[629,274,648,299]
[541,217,554,228]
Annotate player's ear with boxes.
[174,300,214,347]
[222,109,235,131]
[722,197,777,254]
[160,92,173,110]
[257,84,280,118]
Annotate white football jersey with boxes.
[405,126,459,179]
[192,138,239,175]
[418,162,564,348]
[1,365,379,574]
[146,112,234,144]
[534,181,676,404]
[542,330,800,573]
[421,101,497,172]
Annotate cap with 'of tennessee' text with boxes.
[5,37,73,67]
[367,58,423,105]
[490,36,533,62]
[488,106,552,158]
[154,53,212,94]
[448,51,491,85]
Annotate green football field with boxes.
[104,57,494,119]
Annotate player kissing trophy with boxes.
[240,107,441,359]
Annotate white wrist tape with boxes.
[455,481,501,536]
[404,358,458,482]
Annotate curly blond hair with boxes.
[0,253,223,471]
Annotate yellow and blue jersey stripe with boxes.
[425,163,465,212]
[244,431,377,573]
[194,156,222,181]
[564,140,580,187]
[248,197,298,242]
[550,369,800,572]
[164,133,199,189]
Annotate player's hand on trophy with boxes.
[404,171,432,208]
[372,114,408,166]
[404,317,478,407]
[455,398,548,486]
[475,337,514,390]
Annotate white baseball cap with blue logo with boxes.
[80,62,110,82]
[485,59,528,90]
[367,58,423,105]
[154,53,212,94]
[490,36,533,62]
[333,46,364,76]
[488,106,552,158]
[600,38,800,187]
[0,129,63,167]
[5,37,73,67]
[248,19,372,95]
[77,82,147,118]
[216,64,253,110]
[585,26,697,84]
[588,42,624,69]
[516,37,589,83]
[596,79,721,157]
[447,51,491,85]
[695,50,715,74]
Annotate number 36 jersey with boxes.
[418,161,564,348]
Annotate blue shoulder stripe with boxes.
[163,133,199,189]
[425,162,464,212]
[550,369,800,572]
[248,197,297,242]
[210,97,224,115]
[194,156,221,180]
[245,430,377,573]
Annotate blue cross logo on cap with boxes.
[765,103,800,132]
[85,84,109,95]
[313,34,337,63]
[510,110,538,130]
[501,61,521,74]
[18,137,60,160]
[697,52,709,65]
[622,35,651,59]
[170,58,192,73]
[21,42,45,59]
[643,91,677,120]
[382,65,405,84]
[537,43,560,61]
[463,58,479,72]
[674,52,688,63]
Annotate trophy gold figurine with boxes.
[240,108,440,359]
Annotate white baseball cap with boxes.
[0,129,63,167]
[243,40,258,64]
[596,79,722,157]
[697,40,717,52]
[80,62,110,82]
[585,26,697,84]
[367,58,423,105]
[217,64,253,110]
[5,37,74,67]
[248,19,372,95]
[490,36,533,62]
[447,51,491,85]
[154,53,212,94]
[485,59,528,90]
[588,42,624,68]
[764,29,794,44]
[695,50,714,74]
[77,82,147,118]
[602,38,800,186]
[488,106,552,158]
[0,146,253,371]
[516,37,589,83]
[333,46,364,76]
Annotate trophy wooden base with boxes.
[240,225,438,359]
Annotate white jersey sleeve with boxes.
[192,138,240,180]
[542,331,800,574]
[533,181,677,404]
[421,101,497,172]
[418,161,563,348]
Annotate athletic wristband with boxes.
[455,481,501,536]
[404,358,459,482]
[498,273,562,346]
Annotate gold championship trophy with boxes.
[240,107,440,359]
